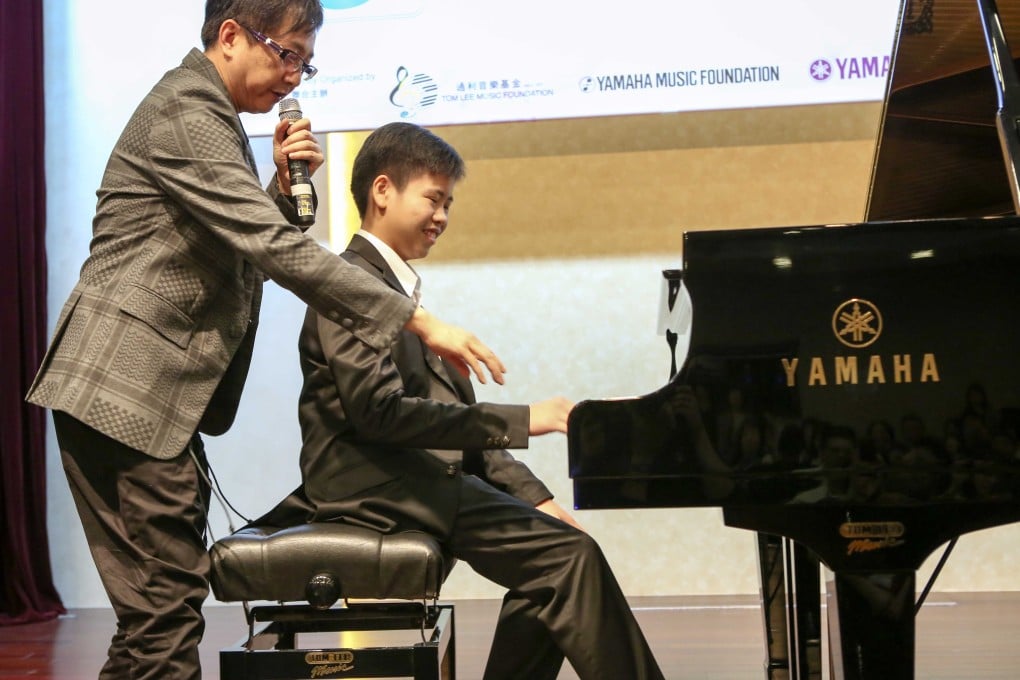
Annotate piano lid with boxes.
[866,0,1020,220]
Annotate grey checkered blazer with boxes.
[27,49,414,459]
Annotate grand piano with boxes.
[566,1,1020,679]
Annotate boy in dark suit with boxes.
[269,122,664,679]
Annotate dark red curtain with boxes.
[0,0,66,624]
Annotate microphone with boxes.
[278,98,315,225]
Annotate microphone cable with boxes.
[188,441,252,542]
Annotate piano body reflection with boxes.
[566,1,1020,679]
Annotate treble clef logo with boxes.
[388,65,438,118]
[389,66,410,106]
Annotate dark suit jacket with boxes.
[27,50,414,459]
[262,234,551,538]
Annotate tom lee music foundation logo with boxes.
[840,521,906,556]
[780,298,941,387]
[305,650,355,677]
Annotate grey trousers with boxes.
[54,411,210,680]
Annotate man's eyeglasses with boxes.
[241,24,318,80]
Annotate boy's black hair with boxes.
[351,122,466,218]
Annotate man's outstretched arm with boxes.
[405,306,506,385]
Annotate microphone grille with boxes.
[278,97,302,121]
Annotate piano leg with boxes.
[757,533,793,679]
[756,534,823,680]
[789,542,823,680]
[826,570,915,680]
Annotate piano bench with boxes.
[209,523,456,680]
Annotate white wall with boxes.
[42,1,1020,609]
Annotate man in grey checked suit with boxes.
[25,2,506,678]
[258,122,665,680]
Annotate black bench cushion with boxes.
[209,523,452,603]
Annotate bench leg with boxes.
[219,603,456,680]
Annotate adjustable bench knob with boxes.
[305,572,341,609]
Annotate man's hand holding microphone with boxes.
[274,98,321,225]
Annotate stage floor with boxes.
[3,592,1020,679]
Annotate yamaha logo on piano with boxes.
[779,298,941,387]
[832,298,882,349]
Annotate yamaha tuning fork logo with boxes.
[832,298,882,349]
[809,59,832,82]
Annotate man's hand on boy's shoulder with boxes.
[405,306,506,385]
